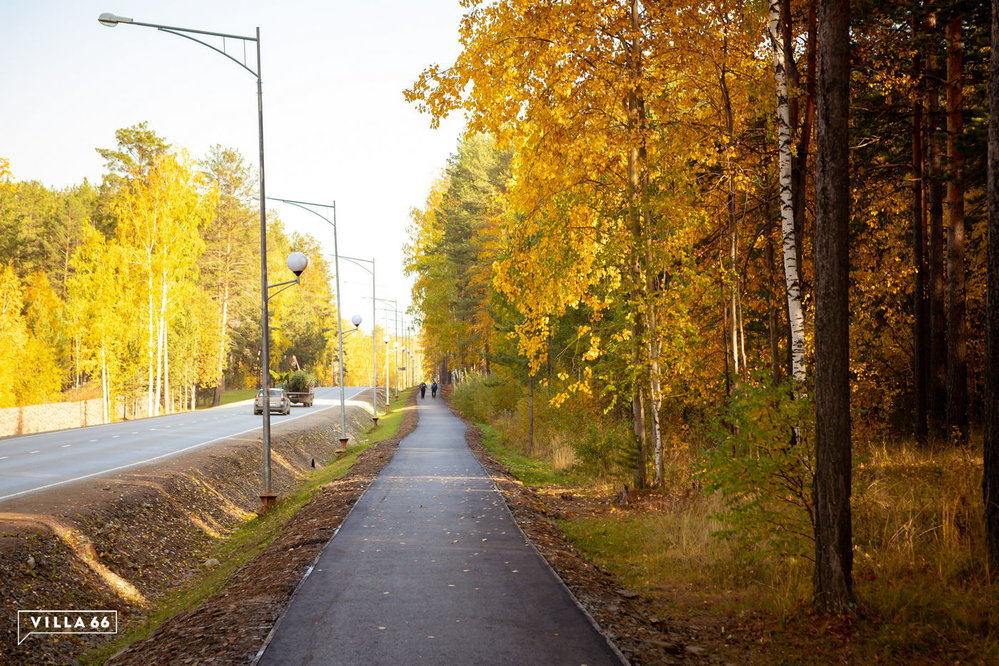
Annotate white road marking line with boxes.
[61,444,71,448]
[0,456,7,460]
[29,450,40,454]
[0,387,369,503]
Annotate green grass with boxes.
[357,389,413,444]
[478,423,572,486]
[215,389,256,406]
[85,390,413,664]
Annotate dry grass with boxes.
[508,434,999,661]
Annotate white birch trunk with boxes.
[156,275,169,415]
[769,0,807,385]
[649,338,665,487]
[154,315,163,417]
[147,269,156,418]
[217,283,230,395]
[100,346,109,425]
[163,322,170,414]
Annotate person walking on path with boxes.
[258,395,623,665]
[431,380,438,398]
[419,381,427,399]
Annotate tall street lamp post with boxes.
[266,198,353,447]
[263,252,310,494]
[339,255,379,424]
[99,12,286,510]
[383,336,391,410]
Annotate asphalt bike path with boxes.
[258,394,624,665]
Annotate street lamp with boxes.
[383,335,391,410]
[334,314,362,449]
[99,11,282,510]
[265,197,354,448]
[340,255,379,424]
[259,252,309,502]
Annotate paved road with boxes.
[0,387,369,502]
[258,395,624,665]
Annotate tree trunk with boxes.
[813,0,854,614]
[632,388,647,489]
[100,346,109,425]
[155,275,167,417]
[913,16,930,447]
[791,0,817,289]
[720,34,745,387]
[649,337,664,487]
[984,0,999,576]
[147,268,155,418]
[945,14,968,447]
[213,283,230,407]
[769,0,807,385]
[927,12,948,438]
[723,277,732,396]
[626,0,655,490]
[767,238,784,382]
[163,317,171,415]
[528,375,535,453]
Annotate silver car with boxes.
[253,388,291,416]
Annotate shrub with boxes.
[698,377,815,561]
[450,371,517,424]
[453,372,631,479]
[283,370,316,393]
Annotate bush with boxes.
[452,371,631,479]
[450,372,517,424]
[698,377,815,561]
[283,370,316,393]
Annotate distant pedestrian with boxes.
[419,382,427,399]
[431,381,438,398]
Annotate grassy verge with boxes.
[478,423,573,486]
[86,389,412,664]
[216,389,256,406]
[476,411,999,661]
[357,389,412,444]
[87,446,368,664]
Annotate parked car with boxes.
[253,388,291,416]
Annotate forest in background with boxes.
[0,123,398,420]
[404,0,999,627]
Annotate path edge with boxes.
[251,390,419,664]
[448,401,632,666]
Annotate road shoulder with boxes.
[0,397,408,665]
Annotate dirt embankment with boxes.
[0,397,408,665]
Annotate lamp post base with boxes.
[258,493,278,514]
[339,437,349,451]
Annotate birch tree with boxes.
[200,146,258,406]
[767,0,806,386]
[109,153,212,416]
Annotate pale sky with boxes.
[1,0,468,334]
